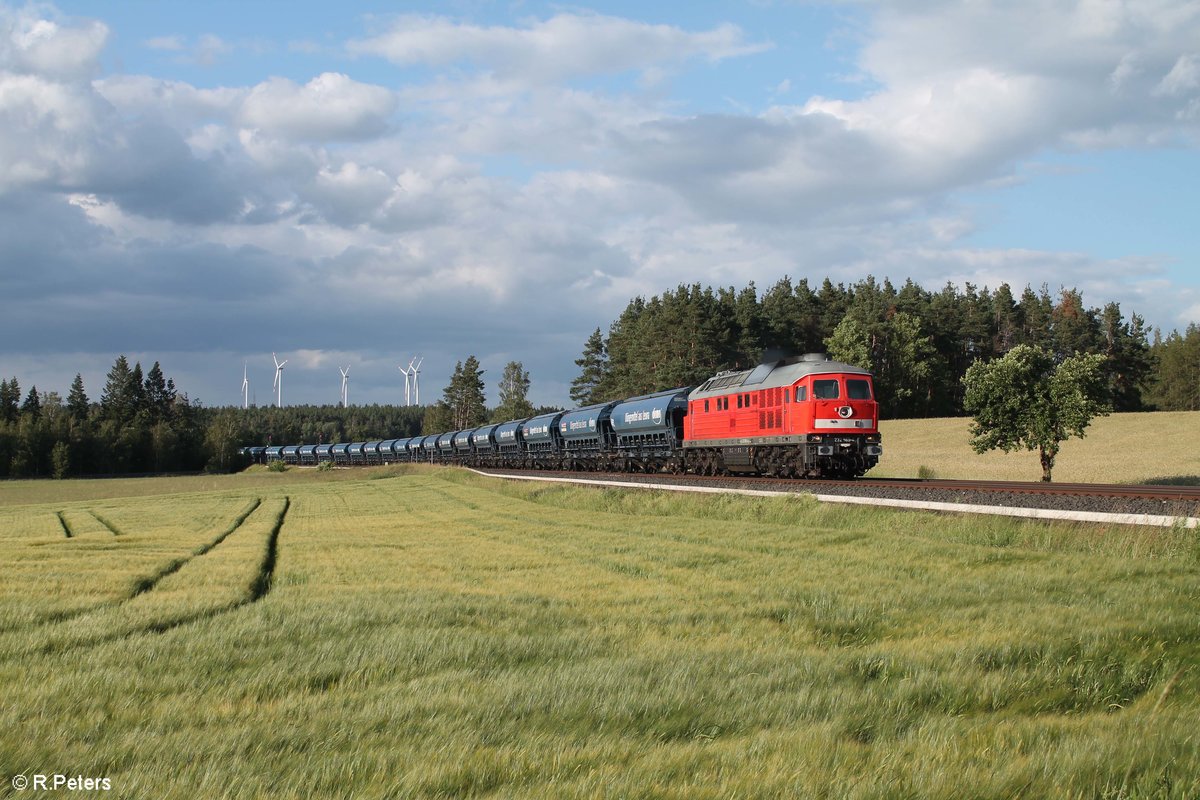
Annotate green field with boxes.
[876,411,1200,484]
[2,466,1199,799]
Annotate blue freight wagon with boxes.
[558,402,618,467]
[494,418,528,464]
[521,411,565,468]
[610,388,691,471]
[436,432,457,461]
[471,424,499,466]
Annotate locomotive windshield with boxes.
[813,379,840,399]
[847,379,872,400]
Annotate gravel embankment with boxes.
[477,469,1200,522]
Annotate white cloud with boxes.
[144,35,183,51]
[0,6,107,79]
[192,33,230,66]
[1155,53,1200,96]
[348,12,769,83]
[239,72,396,141]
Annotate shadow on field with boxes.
[1140,475,1200,486]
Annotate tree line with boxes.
[0,357,208,479]
[569,277,1197,418]
[0,357,430,479]
[5,275,1197,479]
[0,354,548,478]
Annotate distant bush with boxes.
[267,460,288,473]
[317,461,333,472]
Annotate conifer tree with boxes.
[67,374,90,422]
[441,357,487,430]
[21,386,41,419]
[144,362,175,421]
[1,378,20,423]
[570,328,608,406]
[101,356,136,423]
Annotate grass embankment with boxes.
[1,466,1198,798]
[876,410,1200,484]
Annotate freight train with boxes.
[245,353,882,479]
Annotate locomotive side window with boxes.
[704,400,710,412]
[847,379,872,400]
[813,380,839,399]
[795,386,807,402]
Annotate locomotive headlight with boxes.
[810,435,823,442]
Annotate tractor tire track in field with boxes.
[55,511,73,538]
[0,498,263,637]
[25,497,291,655]
[129,497,263,597]
[247,496,288,603]
[90,511,124,536]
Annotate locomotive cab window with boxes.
[847,379,872,400]
[813,380,840,399]
[795,386,807,402]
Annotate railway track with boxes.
[478,468,1200,501]
[758,476,1200,503]
[473,467,1200,521]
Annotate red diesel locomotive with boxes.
[683,353,882,478]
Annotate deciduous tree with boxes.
[493,361,534,422]
[963,344,1110,481]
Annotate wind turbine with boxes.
[398,361,413,405]
[340,365,350,408]
[272,352,287,408]
[410,356,423,406]
[241,363,249,409]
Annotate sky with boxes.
[1,0,1198,409]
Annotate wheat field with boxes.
[875,411,1200,484]
[1,466,1198,798]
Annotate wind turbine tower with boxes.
[398,361,413,405]
[340,365,350,408]
[241,363,249,409]
[272,352,288,408]
[411,357,423,406]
